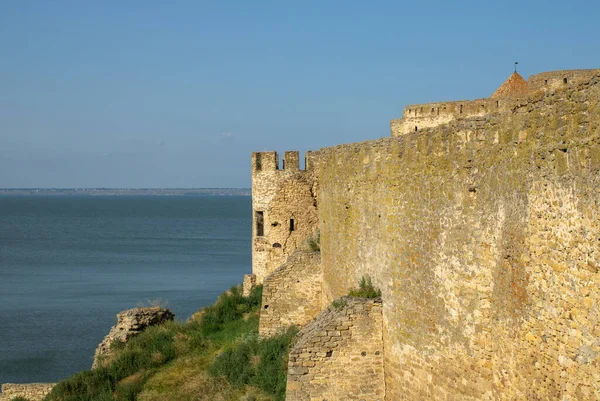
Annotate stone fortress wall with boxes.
[252,68,600,400]
[250,151,319,284]
[391,69,600,137]
[258,247,323,338]
[286,297,385,401]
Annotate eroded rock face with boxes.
[92,307,174,369]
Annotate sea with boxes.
[0,194,251,385]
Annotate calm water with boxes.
[0,195,251,384]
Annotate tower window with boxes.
[563,78,568,84]
[415,126,418,132]
[255,153,262,171]
[255,211,264,236]
[289,219,295,232]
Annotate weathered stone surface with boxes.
[392,69,600,137]
[0,383,55,401]
[317,73,600,400]
[259,248,322,337]
[286,297,384,401]
[242,273,257,297]
[251,151,319,283]
[251,70,600,401]
[92,307,174,369]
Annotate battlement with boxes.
[391,97,519,136]
[252,151,318,173]
[391,68,600,137]
[529,69,600,91]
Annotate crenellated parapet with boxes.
[249,67,600,401]
[391,68,600,137]
[251,150,319,283]
[529,69,600,92]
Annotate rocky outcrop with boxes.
[92,307,174,369]
[0,383,55,401]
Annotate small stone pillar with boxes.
[242,273,257,297]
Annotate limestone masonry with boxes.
[92,306,174,369]
[250,68,600,400]
[0,383,55,401]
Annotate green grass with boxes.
[209,327,297,401]
[43,284,292,401]
[348,276,382,298]
[307,231,320,252]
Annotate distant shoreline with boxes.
[0,188,250,196]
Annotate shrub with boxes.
[209,335,258,387]
[331,298,347,310]
[348,276,381,298]
[307,231,320,252]
[253,327,297,399]
[44,285,265,401]
[200,285,263,335]
[210,326,298,401]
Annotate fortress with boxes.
[248,68,600,400]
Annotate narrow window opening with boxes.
[282,159,285,170]
[289,219,295,231]
[431,108,434,113]
[563,78,568,84]
[460,105,463,114]
[415,126,418,132]
[437,107,440,115]
[255,211,264,236]
[496,100,499,108]
[255,153,262,171]
[544,79,548,85]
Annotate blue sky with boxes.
[1,0,599,188]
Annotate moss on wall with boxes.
[316,74,600,400]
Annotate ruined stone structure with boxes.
[286,297,385,401]
[391,69,600,137]
[251,151,319,284]
[0,383,55,401]
[92,306,174,369]
[259,247,322,338]
[253,69,600,400]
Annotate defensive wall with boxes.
[251,151,319,284]
[286,297,385,401]
[391,69,600,137]
[253,69,600,400]
[258,247,323,338]
[316,73,600,400]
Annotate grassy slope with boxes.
[42,285,295,401]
